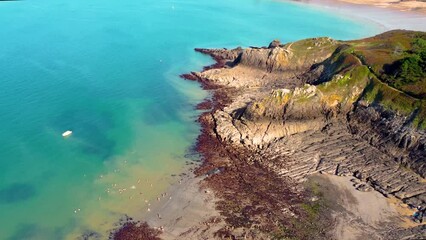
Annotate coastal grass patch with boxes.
[286,37,338,63]
[381,37,426,98]
[245,89,292,120]
[317,65,370,108]
[252,31,426,129]
[278,179,332,240]
[412,103,426,129]
[398,79,426,98]
[342,31,426,129]
[301,181,324,221]
[349,31,426,98]
[360,76,426,129]
[301,202,322,220]
[362,77,419,115]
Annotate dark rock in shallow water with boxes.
[109,220,161,240]
[8,224,65,240]
[78,230,102,240]
[0,183,36,204]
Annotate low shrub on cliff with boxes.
[383,37,426,98]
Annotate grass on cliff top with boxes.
[283,37,339,62]
[383,37,426,98]
[252,30,426,129]
[361,75,426,129]
[316,30,426,129]
[317,65,370,108]
[349,30,426,129]
[362,76,418,115]
[349,30,426,98]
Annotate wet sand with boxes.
[310,174,424,240]
[139,173,224,240]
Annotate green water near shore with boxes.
[0,0,379,238]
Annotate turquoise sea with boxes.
[0,0,379,239]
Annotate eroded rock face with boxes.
[236,37,337,73]
[348,105,426,178]
[195,47,243,64]
[237,47,292,72]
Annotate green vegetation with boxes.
[268,180,330,240]
[234,30,426,240]
[285,181,330,240]
[254,30,426,129]
[362,77,419,115]
[286,37,339,64]
[317,65,370,108]
[323,31,426,129]
[384,37,426,97]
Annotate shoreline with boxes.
[141,172,223,240]
[330,0,426,13]
[110,1,426,239]
[178,30,426,238]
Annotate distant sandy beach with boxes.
[336,0,426,13]
[294,0,426,31]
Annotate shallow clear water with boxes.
[0,0,379,239]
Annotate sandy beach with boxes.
[336,0,426,13]
[310,174,423,240]
[142,173,224,240]
[295,0,426,31]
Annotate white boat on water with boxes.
[62,130,73,137]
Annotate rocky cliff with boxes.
[186,30,426,239]
[196,30,426,177]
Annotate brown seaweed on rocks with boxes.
[109,217,161,240]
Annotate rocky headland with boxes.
[179,30,426,239]
[110,30,426,240]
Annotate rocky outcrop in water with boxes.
[185,30,426,239]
